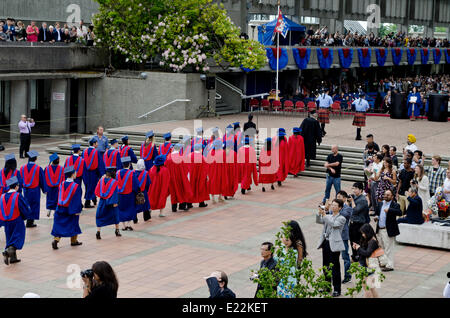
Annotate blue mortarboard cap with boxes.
[278,128,286,133]
[49,153,59,163]
[278,130,286,137]
[233,122,240,128]
[121,156,131,164]
[163,132,171,139]
[174,143,183,150]
[212,127,219,134]
[27,150,39,159]
[121,136,128,142]
[213,140,223,149]
[244,136,250,144]
[226,124,233,129]
[293,127,300,133]
[193,143,203,151]
[146,131,154,138]
[5,153,15,161]
[64,166,75,174]
[110,139,118,145]
[154,155,165,166]
[89,137,97,144]
[196,127,203,134]
[298,127,302,132]
[266,137,272,143]
[6,176,19,187]
[71,144,81,151]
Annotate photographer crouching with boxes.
[82,261,119,299]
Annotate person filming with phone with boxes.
[18,114,35,159]
[82,261,119,299]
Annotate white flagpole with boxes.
[276,4,280,101]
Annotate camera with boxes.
[318,205,326,210]
[80,269,94,279]
[447,272,450,279]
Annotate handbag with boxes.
[367,247,384,269]
[135,192,146,205]
[370,247,384,258]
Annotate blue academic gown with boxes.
[407,92,422,117]
[1,191,33,250]
[104,149,123,171]
[51,180,83,237]
[44,165,63,210]
[0,169,23,194]
[117,169,139,222]
[120,145,138,169]
[96,178,120,227]
[135,170,151,213]
[64,155,84,185]
[141,144,159,171]
[82,147,101,201]
[21,163,46,220]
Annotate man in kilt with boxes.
[316,88,333,137]
[352,92,370,140]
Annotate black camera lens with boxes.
[80,269,94,278]
[447,272,450,279]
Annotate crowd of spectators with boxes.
[0,18,95,45]
[300,25,449,48]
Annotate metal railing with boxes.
[216,77,244,97]
[137,99,191,119]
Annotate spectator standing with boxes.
[18,115,35,159]
[26,21,39,42]
[364,134,380,152]
[38,22,50,42]
[375,157,397,202]
[53,22,63,42]
[368,153,384,212]
[253,242,277,297]
[205,271,236,298]
[15,21,26,41]
[348,182,369,261]
[83,261,118,299]
[424,155,446,197]
[404,134,418,153]
[4,18,16,41]
[413,164,430,213]
[397,188,424,225]
[317,199,346,297]
[374,189,401,272]
[397,158,415,213]
[92,126,108,175]
[322,145,343,205]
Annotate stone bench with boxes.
[396,222,450,250]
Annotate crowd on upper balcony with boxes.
[299,25,449,48]
[0,18,95,45]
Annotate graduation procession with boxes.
[0,123,307,265]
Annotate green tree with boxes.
[93,0,267,72]
[378,23,398,38]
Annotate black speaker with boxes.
[206,76,215,90]
[390,92,408,119]
[427,94,449,122]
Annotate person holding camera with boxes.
[348,182,369,262]
[82,261,118,299]
[204,271,236,298]
[18,115,35,159]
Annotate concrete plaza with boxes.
[0,114,449,298]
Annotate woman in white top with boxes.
[412,164,430,213]
[444,169,450,202]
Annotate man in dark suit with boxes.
[374,189,402,272]
[38,22,51,42]
[205,271,236,298]
[300,110,322,168]
[397,188,424,225]
[253,242,277,297]
[52,22,63,42]
[243,113,257,141]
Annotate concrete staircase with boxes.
[47,128,449,183]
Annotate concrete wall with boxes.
[9,80,28,144]
[85,72,208,133]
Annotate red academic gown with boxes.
[272,137,290,182]
[165,152,193,204]
[258,149,278,184]
[206,148,226,195]
[188,151,209,203]
[148,166,170,210]
[288,134,306,175]
[237,146,258,190]
[223,149,238,197]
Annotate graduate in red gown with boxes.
[191,127,208,155]
[159,133,173,157]
[148,155,170,217]
[119,136,138,168]
[273,128,290,186]
[258,138,278,192]
[206,139,226,203]
[0,154,23,195]
[237,137,258,194]
[288,127,306,177]
[64,144,84,186]
[165,144,193,212]
[223,140,238,200]
[188,143,209,207]
[233,122,244,153]
[44,153,64,217]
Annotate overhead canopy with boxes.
[257,16,306,46]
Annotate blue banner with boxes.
[266,47,289,71]
[433,48,442,64]
[421,48,429,64]
[338,48,353,68]
[375,48,387,67]
[292,47,311,70]
[240,65,255,73]
[391,48,403,66]
[406,48,417,65]
[316,48,334,69]
[357,48,371,68]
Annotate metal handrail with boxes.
[138,99,190,119]
[215,93,222,100]
[216,77,243,96]
[242,93,269,99]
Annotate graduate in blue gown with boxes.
[116,156,139,231]
[82,137,101,209]
[1,176,33,265]
[44,153,64,217]
[134,159,151,223]
[51,166,83,250]
[140,131,159,171]
[0,153,23,194]
[103,139,123,171]
[94,166,122,240]
[407,86,422,121]
[120,136,138,169]
[64,144,85,186]
[20,151,46,228]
